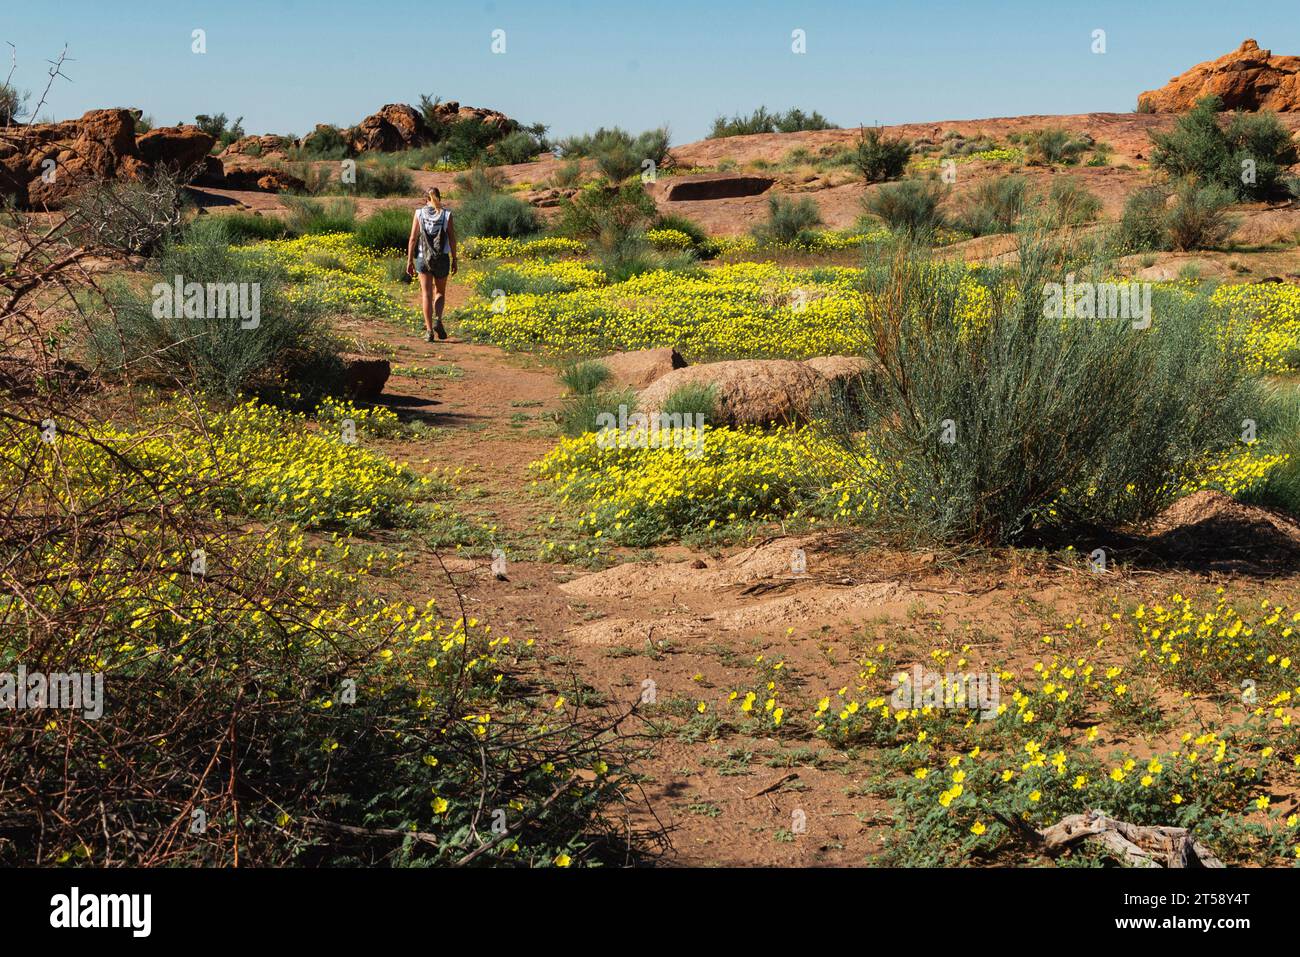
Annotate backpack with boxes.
[418,206,448,260]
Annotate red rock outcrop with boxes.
[1,108,142,207]
[343,101,514,154]
[347,103,431,153]
[0,110,216,208]
[136,124,216,172]
[1138,39,1300,112]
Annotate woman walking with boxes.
[406,187,458,341]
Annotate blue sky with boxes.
[6,1,1300,143]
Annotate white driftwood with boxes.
[1028,809,1224,868]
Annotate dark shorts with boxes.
[416,252,451,278]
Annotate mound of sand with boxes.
[1146,490,1300,568]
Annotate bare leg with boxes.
[418,272,434,336]
[433,273,448,338]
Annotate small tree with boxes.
[1165,181,1236,251]
[1150,95,1298,200]
[194,113,245,149]
[852,126,911,183]
[0,81,28,125]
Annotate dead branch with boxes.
[996,807,1224,868]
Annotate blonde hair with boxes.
[425,187,442,206]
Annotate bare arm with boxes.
[406,212,420,274]
[448,218,458,274]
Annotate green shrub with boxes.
[555,126,631,158]
[559,360,611,395]
[557,126,670,166]
[440,117,504,166]
[283,196,356,235]
[556,182,657,239]
[709,107,838,138]
[593,229,658,282]
[852,126,912,183]
[457,191,540,238]
[88,221,339,398]
[1239,380,1300,516]
[1024,128,1089,166]
[453,165,509,198]
[1043,177,1103,228]
[209,212,289,244]
[296,124,349,159]
[661,382,717,421]
[186,212,288,247]
[652,213,716,256]
[837,238,1256,543]
[1117,186,1170,252]
[752,194,823,245]
[476,265,584,298]
[560,388,637,437]
[344,163,415,198]
[0,81,28,125]
[550,159,583,188]
[492,129,544,165]
[595,143,642,183]
[354,205,414,252]
[1164,181,1236,251]
[194,113,245,151]
[955,175,1027,236]
[1150,96,1298,200]
[864,179,947,240]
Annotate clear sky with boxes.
[6,1,1300,143]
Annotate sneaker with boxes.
[423,329,434,343]
[433,320,448,340]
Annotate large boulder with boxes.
[135,125,216,173]
[596,347,687,389]
[802,355,879,409]
[422,100,513,134]
[803,355,876,386]
[1,108,144,207]
[637,359,827,427]
[1138,39,1300,112]
[348,103,432,153]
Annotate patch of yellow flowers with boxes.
[530,424,879,545]
[8,398,440,530]
[248,232,408,322]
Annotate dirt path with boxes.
[337,288,1300,866]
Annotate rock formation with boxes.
[1138,39,1300,112]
